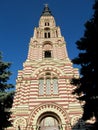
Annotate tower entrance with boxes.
[27,103,71,130]
[37,112,61,130]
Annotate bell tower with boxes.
[28,4,68,61]
[8,5,85,130]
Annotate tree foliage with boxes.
[0,52,14,130]
[71,0,97,129]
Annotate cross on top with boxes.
[44,4,48,7]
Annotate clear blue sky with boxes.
[0,0,94,85]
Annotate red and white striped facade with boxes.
[7,5,85,130]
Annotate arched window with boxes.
[43,43,52,58]
[38,73,58,96]
[46,78,51,95]
[39,78,44,95]
[44,28,50,38]
[53,78,58,94]
[44,50,51,58]
[45,22,49,26]
[44,32,50,38]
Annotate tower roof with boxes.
[41,4,53,16]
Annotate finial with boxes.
[41,3,52,16]
[44,4,48,7]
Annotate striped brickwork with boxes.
[7,6,85,130]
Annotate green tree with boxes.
[71,0,97,129]
[0,52,14,130]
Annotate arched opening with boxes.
[37,112,62,130]
[27,103,70,130]
[44,50,51,58]
[43,42,53,59]
[44,28,51,38]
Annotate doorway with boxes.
[37,112,61,130]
